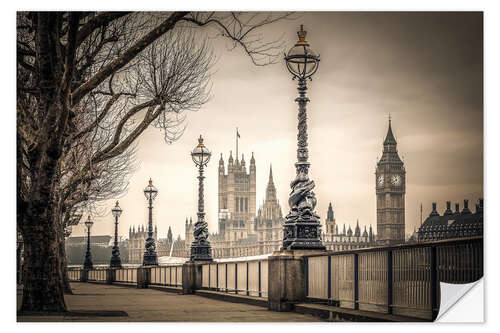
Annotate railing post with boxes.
[258,261,262,297]
[327,256,332,302]
[246,262,249,296]
[106,268,115,285]
[137,266,151,288]
[216,264,219,291]
[387,250,393,314]
[304,257,309,298]
[80,269,88,282]
[354,253,359,310]
[431,246,438,320]
[235,263,238,294]
[225,263,228,293]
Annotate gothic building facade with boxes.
[217,151,256,241]
[208,157,284,258]
[376,119,406,245]
[322,202,376,251]
[159,152,286,259]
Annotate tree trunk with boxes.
[60,236,73,294]
[20,221,67,313]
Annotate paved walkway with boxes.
[17,283,321,322]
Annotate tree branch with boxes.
[71,11,189,105]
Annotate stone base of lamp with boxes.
[282,220,325,250]
[190,242,213,261]
[142,251,158,266]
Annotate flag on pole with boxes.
[237,128,240,138]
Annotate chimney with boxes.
[430,202,439,217]
[443,201,453,216]
[461,199,472,214]
[455,203,460,213]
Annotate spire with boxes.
[363,225,368,237]
[265,164,277,202]
[228,150,233,164]
[219,153,224,165]
[250,151,255,164]
[326,202,334,221]
[354,219,361,237]
[185,217,188,227]
[378,117,402,164]
[167,226,172,242]
[384,116,397,146]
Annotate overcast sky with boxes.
[71,12,483,242]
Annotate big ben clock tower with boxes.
[376,118,406,245]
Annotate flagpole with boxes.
[236,127,239,162]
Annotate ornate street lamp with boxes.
[143,179,158,266]
[83,215,94,269]
[190,135,213,261]
[110,201,123,268]
[282,25,325,250]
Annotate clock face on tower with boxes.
[391,174,401,186]
[377,175,384,186]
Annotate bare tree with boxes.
[17,11,294,312]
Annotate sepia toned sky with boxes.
[70,12,483,243]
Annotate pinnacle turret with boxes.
[354,219,361,237]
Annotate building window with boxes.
[245,198,248,212]
[240,197,244,213]
[236,197,239,212]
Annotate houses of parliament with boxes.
[127,120,406,262]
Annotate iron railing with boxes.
[150,265,183,287]
[304,237,483,320]
[199,259,269,298]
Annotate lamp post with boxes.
[190,135,213,261]
[110,201,123,268]
[83,215,94,269]
[143,179,158,266]
[282,25,325,250]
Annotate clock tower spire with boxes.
[375,117,406,245]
